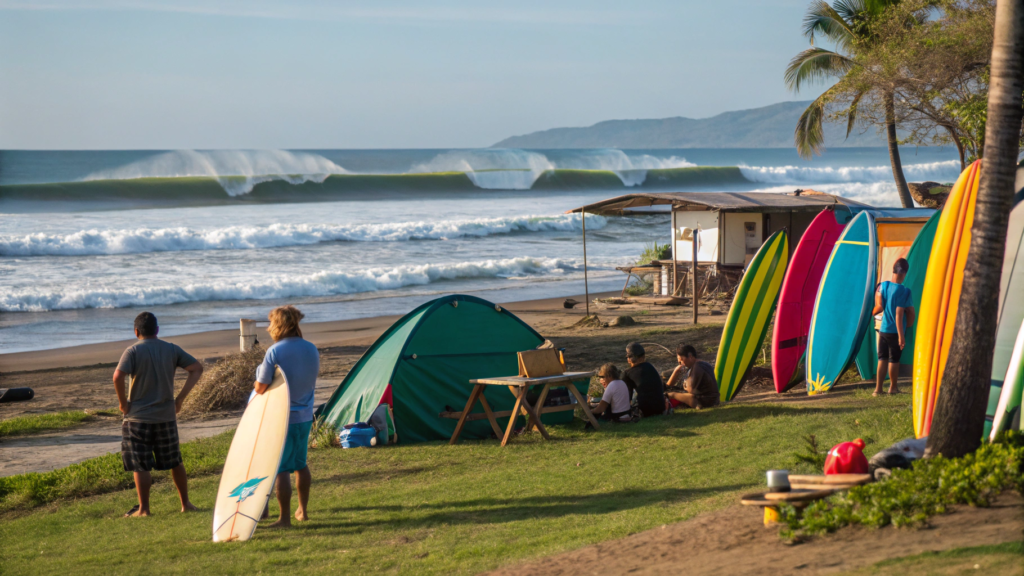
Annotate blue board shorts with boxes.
[278,420,313,475]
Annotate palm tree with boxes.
[785,0,915,208]
[926,0,1023,458]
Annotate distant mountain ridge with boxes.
[492,101,888,149]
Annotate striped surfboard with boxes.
[715,229,789,402]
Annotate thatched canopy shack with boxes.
[566,191,872,310]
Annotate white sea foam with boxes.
[739,160,961,186]
[0,214,605,257]
[83,150,349,196]
[0,256,581,312]
[748,182,912,207]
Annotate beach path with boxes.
[0,380,341,477]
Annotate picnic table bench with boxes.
[448,371,598,447]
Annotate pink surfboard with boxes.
[771,208,849,392]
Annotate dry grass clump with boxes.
[180,345,264,418]
[308,416,340,449]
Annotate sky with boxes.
[0,0,826,149]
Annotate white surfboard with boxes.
[990,319,1024,441]
[213,367,290,542]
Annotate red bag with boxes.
[824,438,868,474]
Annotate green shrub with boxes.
[791,434,826,472]
[779,431,1024,540]
[635,241,671,266]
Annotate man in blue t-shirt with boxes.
[872,258,915,396]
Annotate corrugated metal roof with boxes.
[566,191,872,215]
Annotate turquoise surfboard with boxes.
[807,211,877,394]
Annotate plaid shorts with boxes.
[121,420,183,472]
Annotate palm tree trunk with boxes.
[944,125,967,171]
[926,0,1024,459]
[885,93,914,208]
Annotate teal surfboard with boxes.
[807,211,877,394]
[854,211,941,381]
[853,313,878,380]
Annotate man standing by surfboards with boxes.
[253,305,320,529]
[113,311,203,517]
[872,258,915,396]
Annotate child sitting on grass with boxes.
[589,363,633,422]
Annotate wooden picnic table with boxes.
[740,474,872,526]
[448,371,598,447]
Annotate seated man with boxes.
[590,363,632,422]
[665,344,720,409]
[622,342,665,417]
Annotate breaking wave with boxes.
[84,150,349,196]
[0,256,582,312]
[60,148,704,196]
[408,148,696,189]
[0,214,606,257]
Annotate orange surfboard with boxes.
[912,161,981,438]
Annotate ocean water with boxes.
[0,147,961,354]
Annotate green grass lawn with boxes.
[0,390,912,575]
[0,410,111,437]
[843,541,1024,575]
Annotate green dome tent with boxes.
[318,294,585,443]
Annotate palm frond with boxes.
[833,0,870,21]
[846,90,865,139]
[795,93,831,159]
[802,0,855,50]
[784,48,854,92]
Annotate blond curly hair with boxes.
[268,305,304,342]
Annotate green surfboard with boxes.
[715,229,789,402]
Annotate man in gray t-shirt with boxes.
[113,311,203,517]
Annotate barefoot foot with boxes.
[181,502,198,513]
[125,505,151,518]
[295,509,309,522]
[268,519,292,529]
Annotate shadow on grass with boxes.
[308,484,745,532]
[595,404,862,439]
[320,465,440,484]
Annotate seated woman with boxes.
[665,344,720,409]
[590,363,633,422]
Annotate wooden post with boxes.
[671,210,678,296]
[240,319,257,351]
[582,210,590,318]
[692,229,699,325]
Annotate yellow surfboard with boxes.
[912,161,981,438]
[213,367,290,542]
